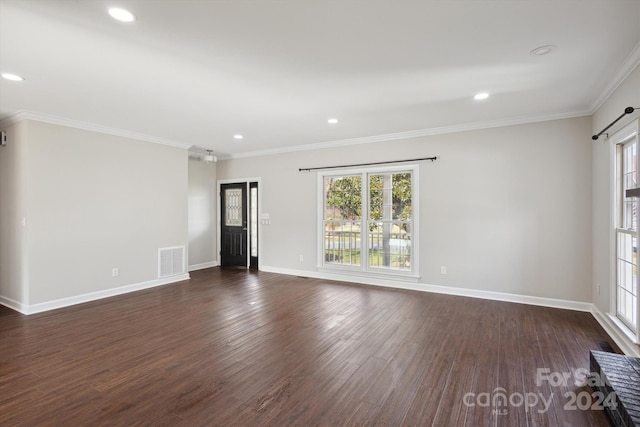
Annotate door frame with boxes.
[217,177,261,269]
[219,182,248,267]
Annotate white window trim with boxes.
[609,119,640,343]
[317,164,420,282]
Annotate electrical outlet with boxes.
[112,268,119,277]
[440,266,447,275]
[596,283,601,296]
[299,255,304,262]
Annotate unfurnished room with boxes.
[1,1,640,426]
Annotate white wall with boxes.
[1,120,190,310]
[217,116,593,303]
[188,157,217,269]
[0,121,28,307]
[592,64,640,314]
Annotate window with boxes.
[319,165,418,279]
[250,186,258,258]
[614,122,639,336]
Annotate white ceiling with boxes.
[1,0,639,158]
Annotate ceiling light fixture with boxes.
[474,92,489,100]
[203,150,217,163]
[328,118,339,124]
[108,8,136,22]
[234,134,243,140]
[1,73,25,82]
[529,45,556,56]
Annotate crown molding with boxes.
[589,40,640,114]
[226,109,591,160]
[0,110,193,150]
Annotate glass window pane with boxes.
[369,175,383,220]
[622,201,637,230]
[225,188,243,226]
[367,220,411,270]
[324,175,362,221]
[624,143,639,230]
[393,173,412,220]
[369,172,412,220]
[324,220,360,266]
[624,144,636,173]
[617,230,639,330]
[250,188,258,257]
[625,172,636,190]
[616,139,639,331]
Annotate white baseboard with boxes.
[418,283,593,312]
[1,274,190,315]
[590,305,640,357]
[259,265,593,312]
[188,261,219,272]
[0,295,29,314]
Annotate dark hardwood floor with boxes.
[0,268,615,426]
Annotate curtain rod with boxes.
[592,107,638,140]
[299,156,437,172]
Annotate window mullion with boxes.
[361,172,369,272]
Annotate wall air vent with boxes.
[158,246,185,278]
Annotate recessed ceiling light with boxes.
[328,118,339,124]
[474,92,489,100]
[108,8,136,22]
[529,45,556,56]
[234,134,243,140]
[1,73,24,82]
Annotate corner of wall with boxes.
[0,120,29,310]
[188,157,218,268]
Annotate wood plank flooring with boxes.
[0,268,616,426]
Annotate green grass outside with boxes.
[325,248,410,269]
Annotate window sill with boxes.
[607,313,640,345]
